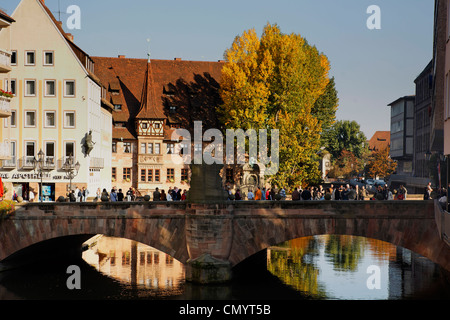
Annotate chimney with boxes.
[118,55,126,59]
[66,33,74,42]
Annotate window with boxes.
[10,51,17,65]
[25,80,36,96]
[140,143,146,154]
[114,104,122,110]
[181,168,189,181]
[10,110,16,127]
[64,111,75,128]
[148,143,153,154]
[10,141,16,160]
[112,141,117,153]
[166,143,174,154]
[45,142,55,165]
[45,80,56,96]
[142,122,148,129]
[25,141,35,165]
[123,168,131,181]
[112,167,117,180]
[141,169,146,182]
[64,80,75,97]
[10,79,16,96]
[65,142,75,159]
[122,252,130,265]
[147,169,153,182]
[154,123,160,129]
[155,143,160,154]
[25,111,36,127]
[25,51,35,65]
[155,169,160,182]
[194,143,202,152]
[123,142,131,153]
[45,111,56,128]
[167,168,175,181]
[43,51,54,66]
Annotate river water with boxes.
[0,234,449,300]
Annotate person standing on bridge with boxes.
[153,187,161,201]
[255,187,262,200]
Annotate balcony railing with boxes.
[2,156,16,169]
[0,142,10,161]
[0,96,11,118]
[0,49,11,73]
[19,156,35,170]
[90,157,104,169]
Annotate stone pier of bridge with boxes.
[0,200,449,284]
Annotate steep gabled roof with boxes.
[368,131,391,152]
[92,56,225,140]
[136,61,166,119]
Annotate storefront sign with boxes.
[1,173,70,180]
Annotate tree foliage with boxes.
[218,23,335,187]
[365,146,397,179]
[323,120,368,160]
[328,150,365,179]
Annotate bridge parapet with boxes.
[1,200,448,284]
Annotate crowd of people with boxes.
[69,186,189,202]
[226,183,411,201]
[58,181,446,203]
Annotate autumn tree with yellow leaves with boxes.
[218,23,337,187]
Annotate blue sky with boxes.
[1,0,435,139]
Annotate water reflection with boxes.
[0,234,448,300]
[267,235,450,300]
[82,235,185,296]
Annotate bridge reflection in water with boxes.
[82,235,185,297]
[76,234,450,300]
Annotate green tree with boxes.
[323,120,368,160]
[312,77,339,142]
[218,23,335,187]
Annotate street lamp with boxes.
[33,149,49,202]
[63,154,80,195]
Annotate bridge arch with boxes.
[1,201,449,280]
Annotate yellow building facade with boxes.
[0,0,112,201]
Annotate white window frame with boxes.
[25,79,36,96]
[64,111,75,128]
[24,110,36,127]
[44,111,56,128]
[64,80,76,97]
[43,51,54,66]
[44,80,56,97]
[25,50,36,66]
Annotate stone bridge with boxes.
[0,200,449,283]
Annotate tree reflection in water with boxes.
[267,237,327,298]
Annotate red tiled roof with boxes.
[136,61,166,119]
[0,9,15,23]
[92,56,225,140]
[368,131,390,151]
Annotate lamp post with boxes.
[63,154,80,194]
[33,149,48,202]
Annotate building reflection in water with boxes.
[267,235,446,300]
[82,235,185,291]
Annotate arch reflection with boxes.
[82,235,185,293]
[267,235,447,300]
